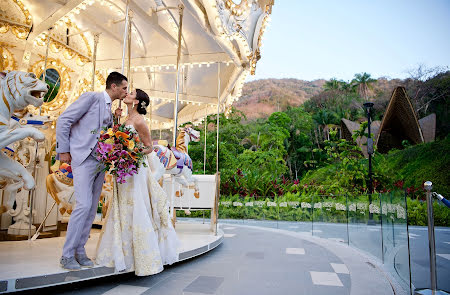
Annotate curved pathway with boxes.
[25,224,395,295]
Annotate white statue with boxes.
[0,71,48,191]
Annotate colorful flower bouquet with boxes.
[95,124,147,184]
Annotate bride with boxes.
[96,89,179,276]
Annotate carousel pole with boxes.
[42,32,51,83]
[145,69,155,137]
[91,33,100,91]
[119,0,131,109]
[29,31,51,240]
[126,13,133,88]
[214,63,221,235]
[0,47,4,71]
[111,0,131,211]
[172,4,184,147]
[170,4,184,225]
[203,105,207,175]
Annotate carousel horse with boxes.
[99,173,113,219]
[46,162,75,215]
[149,125,201,212]
[0,146,17,214]
[0,71,48,191]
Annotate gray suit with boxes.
[56,91,112,258]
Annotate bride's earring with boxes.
[132,102,135,109]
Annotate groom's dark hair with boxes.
[106,72,127,89]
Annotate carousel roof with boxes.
[1,0,274,129]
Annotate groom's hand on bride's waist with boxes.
[59,152,72,164]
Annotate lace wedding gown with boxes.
[96,131,179,276]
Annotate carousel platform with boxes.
[0,222,223,293]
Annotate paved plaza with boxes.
[24,222,398,295]
[13,219,449,294]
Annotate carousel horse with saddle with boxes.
[149,125,201,202]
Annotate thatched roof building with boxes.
[376,87,425,153]
[341,119,360,142]
[341,119,381,157]
[340,86,436,155]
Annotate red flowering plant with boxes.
[95,124,147,184]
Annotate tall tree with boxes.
[324,78,341,91]
[351,72,377,100]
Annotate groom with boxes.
[56,72,127,270]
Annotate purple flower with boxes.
[99,142,113,153]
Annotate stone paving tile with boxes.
[310,271,343,287]
[102,284,149,295]
[183,276,224,294]
[331,263,350,274]
[245,251,264,259]
[437,253,450,260]
[286,247,305,255]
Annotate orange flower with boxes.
[122,138,130,147]
[135,136,140,143]
[127,151,137,161]
[115,131,130,140]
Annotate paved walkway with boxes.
[21,223,397,295]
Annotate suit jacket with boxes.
[56,91,111,167]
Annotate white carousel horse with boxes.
[149,125,201,211]
[0,71,48,191]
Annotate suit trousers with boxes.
[62,154,104,258]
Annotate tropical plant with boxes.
[351,72,377,100]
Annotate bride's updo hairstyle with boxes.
[135,89,150,115]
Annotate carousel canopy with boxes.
[1,0,274,129]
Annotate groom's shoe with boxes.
[60,256,81,271]
[75,253,94,268]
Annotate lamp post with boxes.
[363,102,375,225]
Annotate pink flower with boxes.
[99,142,113,153]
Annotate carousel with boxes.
[0,0,273,292]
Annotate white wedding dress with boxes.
[96,128,179,276]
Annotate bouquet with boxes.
[95,124,147,184]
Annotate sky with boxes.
[250,0,450,82]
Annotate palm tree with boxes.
[324,78,341,91]
[351,72,377,100]
[339,80,352,92]
[324,78,352,92]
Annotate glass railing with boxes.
[380,191,412,293]
[348,193,383,261]
[179,188,449,294]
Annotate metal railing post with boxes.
[424,181,437,292]
[415,181,449,295]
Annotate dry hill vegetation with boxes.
[235,78,325,120]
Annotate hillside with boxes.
[234,78,325,120]
[234,77,406,120]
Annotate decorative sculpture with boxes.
[46,162,75,216]
[99,173,113,219]
[0,71,48,191]
[149,125,201,200]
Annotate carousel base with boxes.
[0,222,223,293]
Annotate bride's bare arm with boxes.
[134,118,153,154]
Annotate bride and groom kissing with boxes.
[56,72,179,276]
